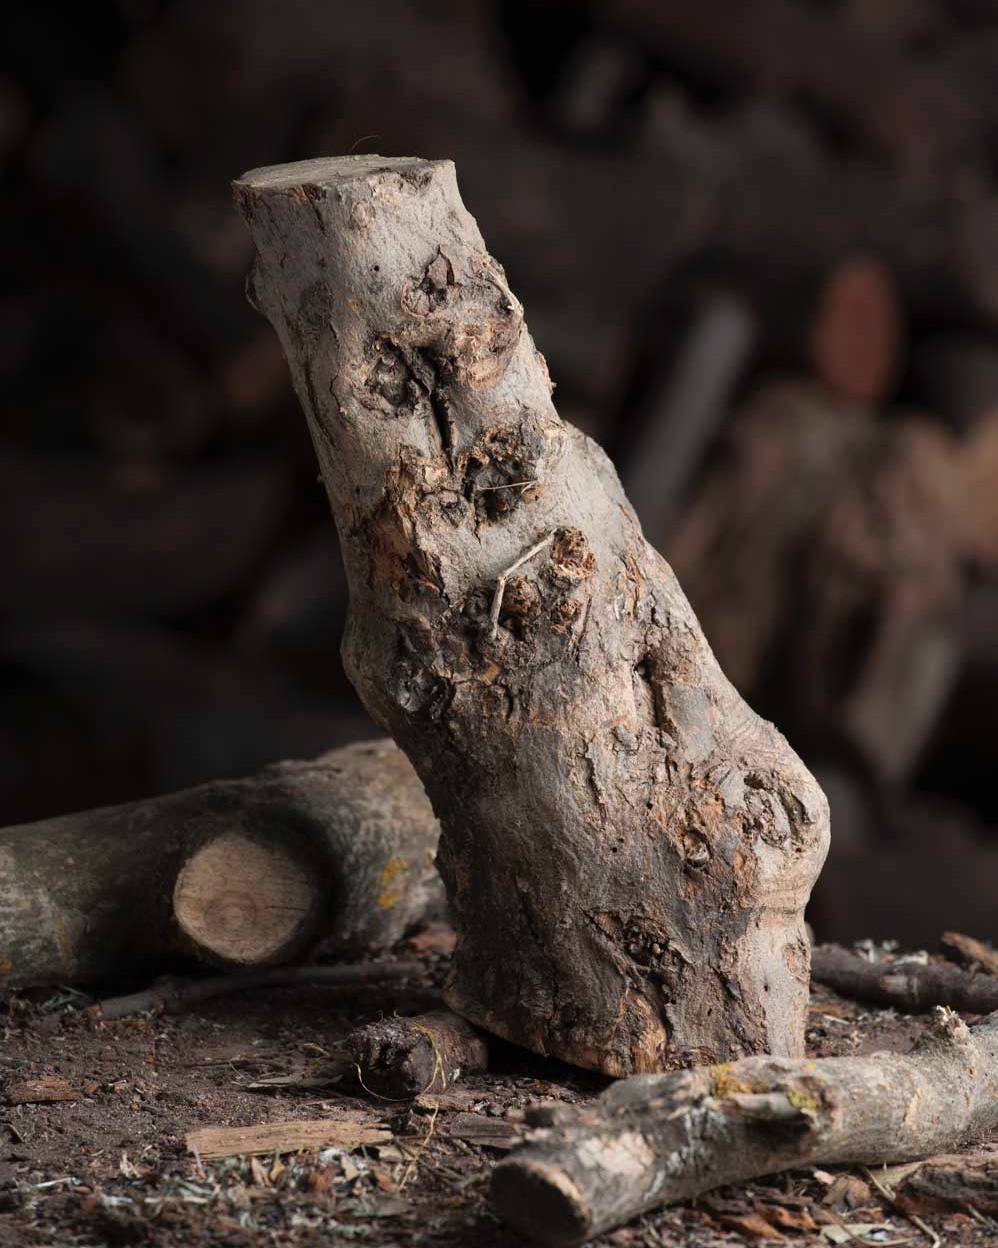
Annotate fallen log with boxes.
[0,739,441,988]
[235,154,829,1075]
[810,946,998,1014]
[491,1007,998,1246]
[348,1009,492,1100]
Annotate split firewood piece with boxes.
[0,739,441,988]
[491,1008,998,1246]
[235,155,829,1076]
[811,946,998,1014]
[941,931,998,976]
[187,1116,391,1161]
[348,1010,492,1100]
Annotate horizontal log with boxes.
[491,1008,998,1245]
[0,739,442,988]
[810,946,998,1014]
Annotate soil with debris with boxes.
[1,938,996,1248]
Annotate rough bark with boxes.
[235,154,830,1076]
[348,1009,492,1100]
[810,946,998,1014]
[491,1008,998,1246]
[0,739,441,988]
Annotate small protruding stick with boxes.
[89,960,425,1020]
[0,739,442,988]
[491,1008,998,1246]
[810,946,998,1014]
[349,1009,492,1100]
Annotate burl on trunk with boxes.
[235,156,829,1076]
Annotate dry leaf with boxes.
[401,922,457,955]
[715,1209,784,1240]
[187,1117,390,1160]
[823,1174,873,1212]
[757,1202,817,1231]
[820,1224,896,1245]
[6,1076,79,1104]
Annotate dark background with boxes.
[3,0,998,946]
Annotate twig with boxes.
[89,961,425,1020]
[398,1101,439,1190]
[488,534,554,640]
[811,946,998,1014]
[820,1203,912,1247]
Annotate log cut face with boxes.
[235,155,830,1076]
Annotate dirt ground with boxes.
[1,938,996,1248]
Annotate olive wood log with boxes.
[349,1009,492,1100]
[491,1007,998,1245]
[0,739,441,988]
[235,154,829,1075]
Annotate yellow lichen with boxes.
[377,855,409,909]
[708,1064,755,1098]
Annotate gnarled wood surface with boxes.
[236,155,829,1076]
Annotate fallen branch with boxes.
[90,959,425,1020]
[810,947,998,1014]
[0,739,442,988]
[491,1008,998,1246]
[348,1009,492,1100]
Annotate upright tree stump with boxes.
[235,156,830,1075]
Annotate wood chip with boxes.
[446,1111,522,1151]
[186,1117,390,1160]
[6,1076,80,1104]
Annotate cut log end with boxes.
[490,1160,591,1248]
[348,1010,491,1099]
[172,831,322,968]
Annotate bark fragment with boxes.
[235,155,830,1075]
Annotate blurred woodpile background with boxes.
[3,0,998,945]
